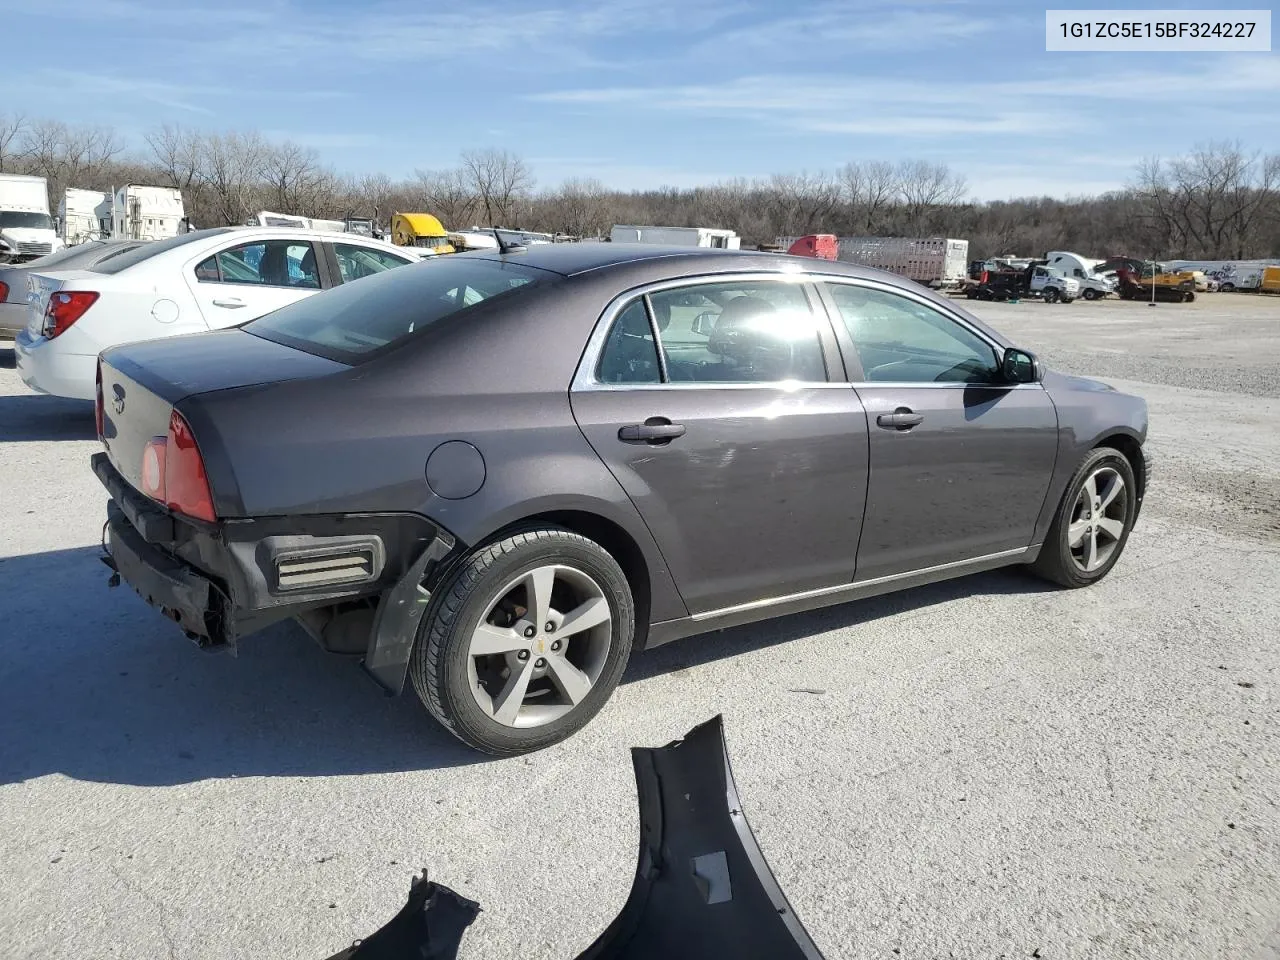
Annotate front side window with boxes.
[197,240,319,288]
[826,283,1000,384]
[634,279,827,383]
[333,243,412,283]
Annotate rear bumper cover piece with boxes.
[334,716,826,959]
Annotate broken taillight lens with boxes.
[42,291,99,339]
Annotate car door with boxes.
[570,275,869,616]
[326,241,416,284]
[187,237,324,329]
[819,279,1059,582]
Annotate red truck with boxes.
[785,234,838,260]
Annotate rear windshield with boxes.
[244,257,543,363]
[90,228,235,275]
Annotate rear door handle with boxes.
[211,298,246,309]
[619,419,686,444]
[876,408,924,431]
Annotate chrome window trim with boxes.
[571,271,836,393]
[812,274,1031,388]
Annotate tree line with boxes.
[2,113,1278,260]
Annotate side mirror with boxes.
[1002,347,1042,384]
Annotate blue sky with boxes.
[4,0,1277,199]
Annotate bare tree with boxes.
[840,160,901,232]
[199,131,266,225]
[767,171,842,237]
[0,113,27,173]
[897,160,968,234]
[460,149,533,226]
[414,168,478,227]
[261,140,331,214]
[544,176,611,237]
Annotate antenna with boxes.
[492,228,525,255]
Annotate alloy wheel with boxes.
[1067,466,1128,573]
[465,564,613,729]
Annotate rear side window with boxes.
[245,257,542,363]
[195,240,319,288]
[90,228,235,274]
[333,243,413,282]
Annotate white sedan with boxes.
[14,226,423,400]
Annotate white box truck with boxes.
[833,236,969,288]
[610,225,741,249]
[112,184,186,241]
[59,188,113,245]
[0,174,62,263]
[1161,259,1277,292]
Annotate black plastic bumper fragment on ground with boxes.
[328,716,825,959]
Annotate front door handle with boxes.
[619,418,686,444]
[211,298,246,309]
[876,408,924,431]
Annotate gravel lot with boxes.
[1,293,1278,960]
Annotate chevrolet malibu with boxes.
[95,244,1148,755]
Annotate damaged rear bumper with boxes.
[95,452,456,690]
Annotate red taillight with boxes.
[43,290,99,339]
[94,359,105,440]
[0,281,8,301]
[165,411,215,522]
[138,410,216,522]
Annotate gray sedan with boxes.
[93,243,1149,754]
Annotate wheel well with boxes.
[493,510,652,648]
[1096,433,1145,503]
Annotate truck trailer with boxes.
[59,188,112,245]
[610,225,741,249]
[777,235,969,288]
[112,185,186,241]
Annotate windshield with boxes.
[245,257,544,363]
[90,228,235,274]
[0,211,52,230]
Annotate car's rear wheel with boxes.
[410,526,634,756]
[1031,447,1137,588]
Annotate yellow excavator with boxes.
[389,213,455,254]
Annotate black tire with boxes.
[1082,288,1100,301]
[409,526,635,756]
[1185,291,1196,302]
[1031,447,1137,588]
[1063,297,1075,304]
[1221,282,1235,292]
[1043,287,1060,304]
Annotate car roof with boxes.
[459,241,926,285]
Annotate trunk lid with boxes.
[100,328,347,495]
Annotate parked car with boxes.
[14,226,422,400]
[0,240,145,338]
[95,244,1149,755]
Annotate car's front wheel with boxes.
[1031,447,1137,588]
[410,526,634,755]
[1043,287,1060,303]
[1082,288,1100,300]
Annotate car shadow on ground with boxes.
[0,545,1056,788]
[0,381,96,443]
[625,566,1057,683]
[0,344,13,368]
